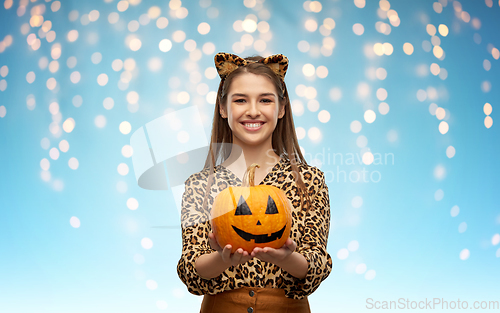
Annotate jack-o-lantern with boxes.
[211,163,292,253]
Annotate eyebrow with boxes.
[231,93,276,97]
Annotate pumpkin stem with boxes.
[243,163,260,187]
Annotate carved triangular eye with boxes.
[265,196,278,214]
[235,196,252,215]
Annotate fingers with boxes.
[220,244,232,263]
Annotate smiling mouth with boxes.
[241,122,265,128]
[231,225,286,243]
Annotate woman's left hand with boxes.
[250,238,296,266]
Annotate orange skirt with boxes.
[200,287,310,313]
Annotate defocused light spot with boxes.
[355,263,367,274]
[93,115,106,128]
[141,237,153,249]
[416,89,427,102]
[68,157,79,170]
[70,216,81,228]
[375,68,387,80]
[26,71,36,84]
[302,64,315,77]
[172,30,186,42]
[354,0,366,8]
[62,117,75,133]
[304,19,318,32]
[0,106,6,118]
[307,99,319,112]
[117,163,129,176]
[337,248,349,260]
[122,145,133,158]
[356,135,368,148]
[40,158,50,171]
[484,116,493,128]
[491,234,500,246]
[329,87,342,102]
[378,102,389,115]
[156,300,168,310]
[292,99,304,116]
[120,121,132,134]
[177,91,190,104]
[351,196,363,208]
[387,129,398,142]
[102,97,114,110]
[257,21,270,33]
[373,43,384,56]
[73,95,83,108]
[362,151,374,165]
[59,140,69,152]
[450,205,459,217]
[376,88,387,101]
[434,164,446,180]
[430,63,440,76]
[435,107,446,120]
[146,279,158,290]
[68,71,80,84]
[159,39,172,52]
[129,38,142,51]
[49,147,60,160]
[446,146,456,158]
[433,2,443,13]
[156,16,169,29]
[116,181,128,193]
[198,22,210,35]
[318,110,330,123]
[352,23,364,35]
[348,240,359,251]
[483,102,492,115]
[383,42,393,55]
[350,120,362,133]
[439,68,448,80]
[492,48,500,60]
[434,189,444,201]
[458,222,467,233]
[203,67,217,80]
[365,270,376,280]
[433,45,444,58]
[295,127,305,140]
[307,127,321,141]
[242,19,257,33]
[481,80,491,93]
[206,91,217,104]
[97,73,108,86]
[438,121,449,134]
[117,0,129,12]
[133,253,145,264]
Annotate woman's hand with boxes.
[250,238,297,265]
[208,232,253,267]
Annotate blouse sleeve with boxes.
[176,174,230,295]
[283,169,333,299]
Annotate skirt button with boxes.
[249,290,255,297]
[247,307,254,313]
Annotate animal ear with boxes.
[259,54,289,80]
[265,195,279,214]
[235,195,252,215]
[214,52,248,80]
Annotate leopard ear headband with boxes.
[214,52,289,81]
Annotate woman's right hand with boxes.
[208,232,253,267]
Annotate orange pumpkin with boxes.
[211,163,292,253]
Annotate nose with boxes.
[246,101,261,118]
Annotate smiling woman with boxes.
[176,53,332,313]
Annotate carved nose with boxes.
[256,220,261,225]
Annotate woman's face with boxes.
[221,72,284,150]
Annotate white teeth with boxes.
[244,123,262,128]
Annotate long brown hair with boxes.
[202,55,312,211]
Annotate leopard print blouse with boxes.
[177,157,332,300]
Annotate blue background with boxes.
[1,0,499,312]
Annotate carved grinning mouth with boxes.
[231,225,286,243]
